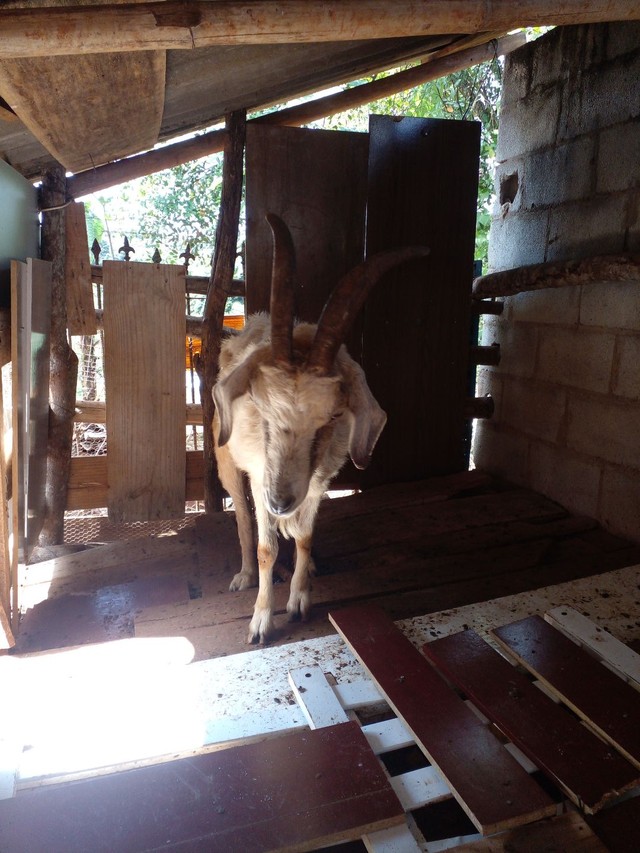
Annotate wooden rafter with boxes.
[1,1,639,58]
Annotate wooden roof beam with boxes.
[68,32,522,197]
[1,1,639,58]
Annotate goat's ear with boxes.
[212,360,254,446]
[344,360,387,470]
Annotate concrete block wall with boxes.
[474,23,640,542]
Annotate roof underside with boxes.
[0,33,479,181]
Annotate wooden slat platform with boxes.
[329,604,556,835]
[422,628,640,812]
[492,615,640,769]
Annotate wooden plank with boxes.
[65,202,96,336]
[329,604,555,835]
[66,450,203,511]
[0,722,405,853]
[456,809,607,852]
[103,261,186,522]
[492,616,640,770]
[545,605,640,690]
[0,52,165,172]
[586,795,640,853]
[2,2,638,58]
[362,115,480,486]
[422,629,640,813]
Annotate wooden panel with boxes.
[422,629,640,813]
[67,451,203,511]
[103,262,185,522]
[0,52,165,172]
[362,115,480,486]
[65,202,96,336]
[329,604,555,835]
[245,123,369,361]
[0,722,405,853]
[11,259,51,564]
[492,616,640,769]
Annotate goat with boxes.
[212,214,428,643]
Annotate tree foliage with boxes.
[312,58,502,269]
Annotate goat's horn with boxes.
[307,245,430,374]
[266,213,296,366]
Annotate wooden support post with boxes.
[39,165,78,546]
[200,110,246,513]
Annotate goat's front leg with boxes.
[248,497,278,644]
[286,498,320,621]
[286,535,315,622]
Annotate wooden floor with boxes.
[16,470,640,659]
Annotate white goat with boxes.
[213,214,428,643]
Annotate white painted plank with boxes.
[390,766,451,811]
[363,822,424,853]
[362,717,415,755]
[546,605,640,690]
[333,678,385,709]
[288,666,349,729]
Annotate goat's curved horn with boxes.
[307,245,430,374]
[266,213,296,366]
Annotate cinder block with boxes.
[597,121,640,194]
[508,287,581,326]
[522,136,596,209]
[613,335,640,400]
[488,208,550,271]
[566,392,640,468]
[529,441,600,518]
[497,93,560,162]
[558,59,640,142]
[600,465,640,542]
[500,377,567,443]
[473,421,530,485]
[580,281,640,331]
[537,327,615,393]
[546,196,628,262]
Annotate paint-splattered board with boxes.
[329,604,556,835]
[0,721,404,853]
[421,628,640,813]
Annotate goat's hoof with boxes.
[286,590,311,622]
[248,609,275,644]
[230,571,255,592]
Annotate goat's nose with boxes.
[266,493,295,516]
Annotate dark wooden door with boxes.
[362,115,480,487]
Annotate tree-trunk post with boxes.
[39,164,79,545]
[201,110,246,513]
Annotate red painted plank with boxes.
[0,722,404,853]
[329,605,555,835]
[492,615,640,770]
[422,629,640,813]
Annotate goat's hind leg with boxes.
[215,444,257,592]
